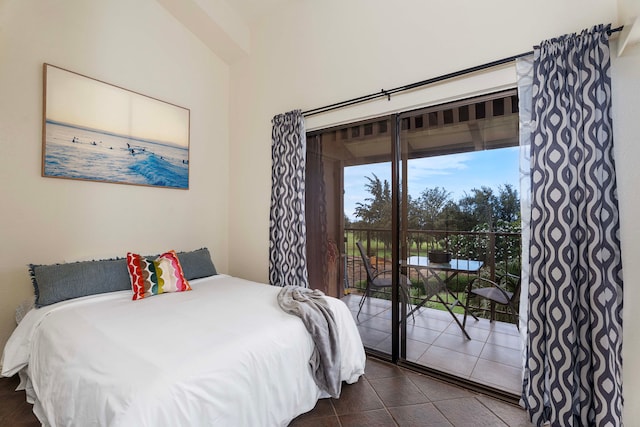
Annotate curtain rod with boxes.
[302,25,623,117]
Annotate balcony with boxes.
[342,227,522,395]
[345,227,521,321]
[342,294,522,394]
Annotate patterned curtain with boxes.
[520,24,623,426]
[269,110,309,288]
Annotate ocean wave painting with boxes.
[43,64,190,189]
[44,121,189,188]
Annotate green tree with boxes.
[354,174,391,228]
[458,186,498,230]
[406,194,422,230]
[497,183,520,223]
[438,200,473,231]
[456,184,520,230]
[417,187,451,230]
[406,187,452,248]
[353,174,393,248]
[351,174,521,255]
[406,194,425,248]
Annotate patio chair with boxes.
[463,273,521,330]
[355,241,413,322]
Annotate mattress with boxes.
[1,274,366,426]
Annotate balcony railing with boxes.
[344,227,522,323]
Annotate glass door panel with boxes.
[307,117,398,359]
[306,89,523,395]
[397,90,523,396]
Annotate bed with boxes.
[1,251,366,427]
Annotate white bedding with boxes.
[1,274,366,426]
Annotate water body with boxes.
[44,121,189,189]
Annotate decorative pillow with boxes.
[30,258,131,308]
[127,250,191,300]
[176,247,217,280]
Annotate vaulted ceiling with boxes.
[156,0,295,63]
[156,1,640,65]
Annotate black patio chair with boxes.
[463,273,521,330]
[355,241,413,322]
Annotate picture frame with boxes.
[42,63,190,189]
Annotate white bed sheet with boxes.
[1,274,366,426]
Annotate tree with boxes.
[416,187,451,230]
[405,194,422,230]
[353,174,391,229]
[405,187,452,248]
[458,186,498,229]
[353,174,394,248]
[351,174,521,252]
[438,200,473,231]
[497,183,520,223]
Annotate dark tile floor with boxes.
[289,358,534,427]
[0,375,40,426]
[0,358,534,426]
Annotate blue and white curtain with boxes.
[518,24,624,426]
[269,110,309,288]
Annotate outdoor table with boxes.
[404,256,483,340]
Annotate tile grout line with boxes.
[402,367,464,427]
[363,375,401,426]
[329,397,344,427]
[464,331,488,382]
[474,394,516,427]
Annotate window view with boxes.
[344,148,520,234]
[306,89,523,395]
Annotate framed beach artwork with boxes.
[42,64,190,189]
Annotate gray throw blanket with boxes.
[277,285,342,398]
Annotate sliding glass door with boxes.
[396,90,523,394]
[306,89,524,394]
[306,117,401,359]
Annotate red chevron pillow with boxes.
[127,250,191,300]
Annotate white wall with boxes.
[229,0,640,420]
[0,0,230,350]
[612,41,640,423]
[228,0,617,279]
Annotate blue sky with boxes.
[344,146,520,220]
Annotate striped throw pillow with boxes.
[127,250,191,300]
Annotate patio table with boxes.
[405,256,483,340]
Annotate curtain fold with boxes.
[269,110,309,288]
[516,54,533,377]
[520,24,623,426]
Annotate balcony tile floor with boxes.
[341,294,523,395]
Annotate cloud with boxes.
[407,153,472,180]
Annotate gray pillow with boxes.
[177,248,217,280]
[30,258,131,307]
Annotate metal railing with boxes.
[344,227,521,323]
